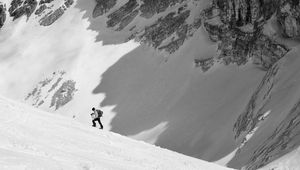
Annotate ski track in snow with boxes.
[0,95,233,170]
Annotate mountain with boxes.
[1,0,300,169]
[0,95,233,170]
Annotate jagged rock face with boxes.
[106,0,139,29]
[50,80,77,110]
[139,0,185,19]
[39,0,55,4]
[202,0,290,71]
[0,0,74,27]
[39,7,65,26]
[35,4,47,16]
[92,0,201,54]
[92,0,117,18]
[233,64,280,139]
[213,0,276,27]
[9,0,38,20]
[194,57,214,72]
[91,0,295,72]
[0,3,6,28]
[245,100,300,169]
[38,0,74,26]
[277,0,300,37]
[25,71,77,110]
[229,48,300,169]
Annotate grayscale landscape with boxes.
[1,0,300,169]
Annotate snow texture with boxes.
[0,95,233,170]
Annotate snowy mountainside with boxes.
[0,95,232,170]
[1,0,300,169]
[228,46,300,169]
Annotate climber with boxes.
[91,107,103,129]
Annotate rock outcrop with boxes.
[244,99,300,169]
[90,0,300,71]
[34,4,47,16]
[92,0,202,54]
[25,71,77,110]
[231,47,300,169]
[0,3,6,29]
[234,64,280,140]
[92,0,117,18]
[0,0,73,27]
[50,80,77,110]
[106,0,139,29]
[39,7,65,26]
[8,0,38,20]
[38,0,74,26]
[139,0,185,19]
[277,0,300,38]
[202,0,289,71]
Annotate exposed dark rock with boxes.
[34,4,47,16]
[234,64,280,139]
[194,57,215,72]
[25,78,53,107]
[115,9,139,31]
[0,3,6,29]
[158,37,185,53]
[91,0,295,63]
[25,71,66,108]
[138,4,202,54]
[92,0,201,54]
[35,0,73,26]
[231,49,300,170]
[64,0,73,8]
[25,77,53,101]
[139,11,190,48]
[107,0,139,28]
[251,34,289,69]
[277,0,300,38]
[9,0,38,20]
[37,100,45,107]
[202,0,289,71]
[39,7,64,26]
[25,71,77,110]
[140,0,185,19]
[244,98,300,170]
[50,80,77,110]
[92,0,117,18]
[48,77,63,92]
[39,0,54,5]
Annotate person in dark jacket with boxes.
[91,107,103,129]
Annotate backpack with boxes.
[96,110,103,117]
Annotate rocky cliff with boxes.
[90,0,298,71]
[0,2,6,29]
[25,71,77,110]
[229,47,300,170]
[0,0,74,27]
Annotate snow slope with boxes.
[2,0,300,169]
[0,0,139,128]
[0,95,233,170]
[0,0,265,164]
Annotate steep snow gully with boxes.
[0,95,232,170]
